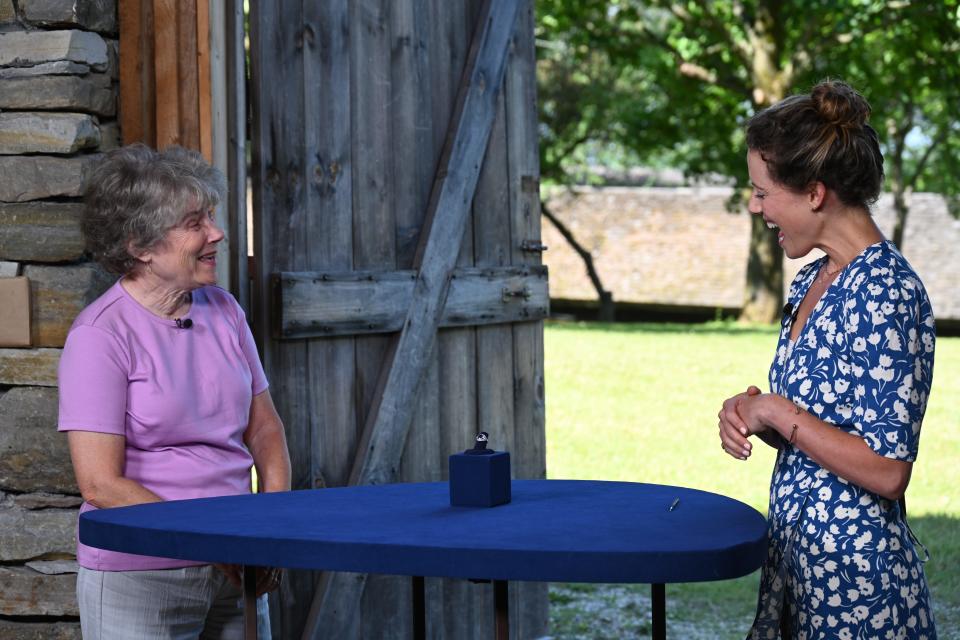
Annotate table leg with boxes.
[412,576,426,640]
[243,565,258,640]
[494,580,509,640]
[651,583,665,640]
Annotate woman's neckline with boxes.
[117,277,198,325]
[786,239,890,344]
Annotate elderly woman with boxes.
[58,144,291,638]
[718,81,937,639]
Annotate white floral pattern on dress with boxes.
[749,241,937,640]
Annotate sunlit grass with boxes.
[544,320,959,638]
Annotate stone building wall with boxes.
[544,186,960,321]
[0,1,117,637]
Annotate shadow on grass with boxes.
[548,514,959,639]
[909,514,960,616]
[546,319,780,337]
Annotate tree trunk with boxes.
[891,187,908,249]
[888,121,909,250]
[541,201,615,322]
[739,214,783,323]
[596,289,615,323]
[738,0,788,323]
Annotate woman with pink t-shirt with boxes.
[58,144,292,639]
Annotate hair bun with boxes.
[811,80,871,128]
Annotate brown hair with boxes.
[746,80,884,209]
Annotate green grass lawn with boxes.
[544,320,959,639]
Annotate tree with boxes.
[537,24,682,321]
[837,2,960,247]
[537,0,960,322]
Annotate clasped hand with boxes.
[717,385,771,460]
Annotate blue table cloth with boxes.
[80,480,766,584]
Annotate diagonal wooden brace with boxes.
[300,1,523,637]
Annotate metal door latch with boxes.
[520,240,547,253]
[502,285,531,302]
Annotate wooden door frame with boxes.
[118,0,248,305]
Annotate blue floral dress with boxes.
[749,240,937,640]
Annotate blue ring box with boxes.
[448,450,511,507]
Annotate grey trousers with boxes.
[77,565,270,640]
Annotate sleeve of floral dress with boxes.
[842,264,935,462]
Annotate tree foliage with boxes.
[837,2,960,244]
[537,0,960,321]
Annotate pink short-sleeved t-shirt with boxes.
[58,280,269,571]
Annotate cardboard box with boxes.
[0,276,31,347]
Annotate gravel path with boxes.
[544,584,958,639]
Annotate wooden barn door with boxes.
[248,1,547,638]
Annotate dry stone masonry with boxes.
[0,1,117,636]
[0,153,99,201]
[0,111,101,153]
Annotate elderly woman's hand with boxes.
[214,564,283,596]
[255,567,283,596]
[717,385,763,460]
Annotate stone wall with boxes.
[0,1,117,636]
[544,186,960,321]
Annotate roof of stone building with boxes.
[542,186,960,320]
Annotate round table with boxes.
[80,479,767,638]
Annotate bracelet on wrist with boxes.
[788,403,801,444]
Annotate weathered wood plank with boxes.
[301,0,377,637]
[505,2,550,636]
[249,0,307,478]
[444,266,546,325]
[177,0,200,150]
[474,82,517,458]
[141,0,157,147]
[196,0,212,162]
[304,2,521,638]
[276,266,547,338]
[153,0,179,148]
[351,2,409,635]
[349,0,521,485]
[350,0,394,272]
[437,323,481,640]
[209,0,228,288]
[248,2,311,638]
[224,0,248,309]
[118,0,145,144]
[392,0,434,270]
[301,0,356,492]
[433,1,481,636]
[506,0,546,482]
[247,2,544,638]
[392,3,445,636]
[399,355,442,486]
[316,0,403,636]
[463,15,517,637]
